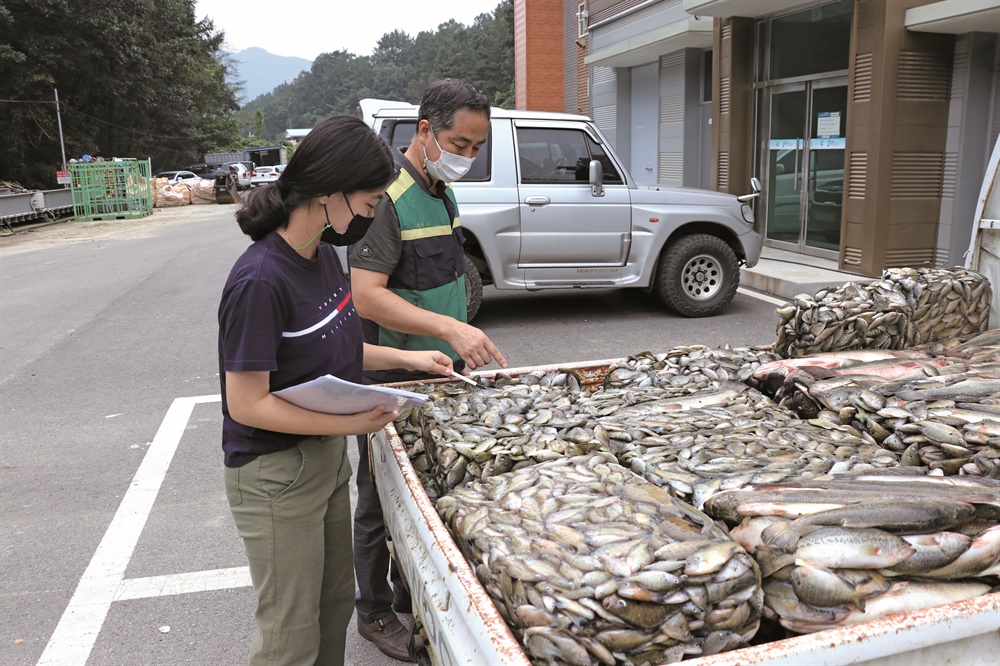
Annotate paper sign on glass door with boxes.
[817,112,841,138]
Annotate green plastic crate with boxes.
[69,160,153,221]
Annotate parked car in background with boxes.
[274,164,286,174]
[156,170,198,185]
[251,166,280,187]
[185,163,250,189]
[227,163,252,190]
[184,163,227,179]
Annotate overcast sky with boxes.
[194,0,504,61]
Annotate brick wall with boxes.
[515,0,565,111]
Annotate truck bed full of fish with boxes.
[388,267,999,666]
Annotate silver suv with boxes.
[357,99,763,319]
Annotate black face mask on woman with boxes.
[321,193,375,246]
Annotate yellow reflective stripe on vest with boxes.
[400,225,455,241]
[387,168,414,200]
[388,166,462,240]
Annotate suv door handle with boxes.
[524,196,550,206]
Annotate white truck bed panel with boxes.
[681,593,999,666]
[372,360,1000,665]
[372,419,530,666]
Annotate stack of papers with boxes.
[273,374,430,414]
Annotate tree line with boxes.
[1,0,239,189]
[241,1,514,143]
[0,0,513,190]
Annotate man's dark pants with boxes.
[352,365,462,621]
[353,432,405,622]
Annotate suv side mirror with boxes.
[737,177,762,202]
[589,159,604,197]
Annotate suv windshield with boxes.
[380,120,491,182]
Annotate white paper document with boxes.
[272,374,430,414]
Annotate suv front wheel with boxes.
[655,234,739,317]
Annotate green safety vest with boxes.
[379,168,467,359]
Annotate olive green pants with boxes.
[225,436,354,666]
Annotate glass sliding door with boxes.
[765,85,807,246]
[804,81,847,252]
[761,79,847,257]
[753,0,852,258]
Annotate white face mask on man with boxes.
[422,125,477,182]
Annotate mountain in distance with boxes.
[228,47,312,103]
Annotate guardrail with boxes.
[0,188,75,228]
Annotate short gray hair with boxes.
[418,79,491,133]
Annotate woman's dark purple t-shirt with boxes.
[218,232,363,467]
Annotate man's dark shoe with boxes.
[358,612,413,662]
[392,588,412,615]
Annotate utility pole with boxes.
[54,87,67,171]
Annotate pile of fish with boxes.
[705,474,1000,633]
[883,267,993,347]
[774,267,991,358]
[437,453,763,665]
[393,346,779,500]
[600,384,899,509]
[385,327,998,661]
[394,377,610,501]
[600,346,779,390]
[749,330,1000,477]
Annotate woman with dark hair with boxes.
[218,114,453,666]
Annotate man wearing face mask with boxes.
[347,78,508,661]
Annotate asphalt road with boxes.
[0,204,784,666]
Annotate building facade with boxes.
[515,0,1000,276]
[515,0,566,110]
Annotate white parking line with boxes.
[737,287,790,306]
[38,394,225,666]
[116,567,252,601]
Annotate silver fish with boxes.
[789,564,886,610]
[792,528,916,569]
[781,580,992,633]
[883,531,973,575]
